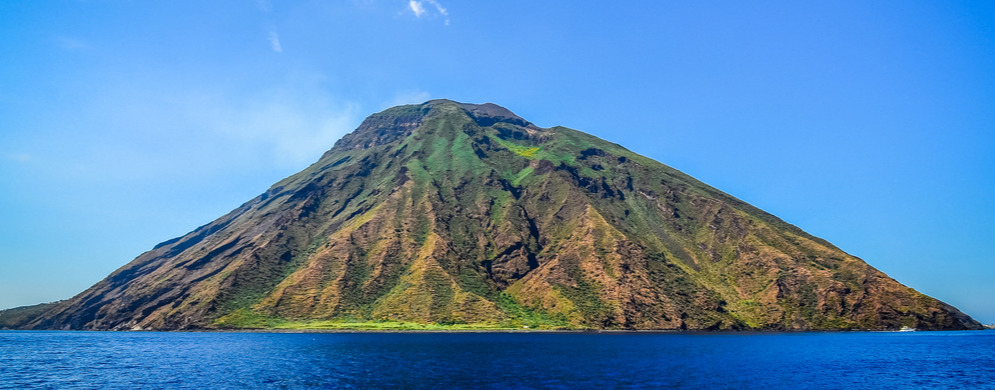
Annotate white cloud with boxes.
[409,0,448,24]
[268,30,283,53]
[409,0,426,17]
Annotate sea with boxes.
[1,330,993,389]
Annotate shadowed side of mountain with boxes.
[0,302,63,329]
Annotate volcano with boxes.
[13,100,981,331]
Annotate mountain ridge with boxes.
[16,100,982,331]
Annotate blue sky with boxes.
[1,1,993,323]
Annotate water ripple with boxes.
[1,331,993,389]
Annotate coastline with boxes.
[4,326,985,334]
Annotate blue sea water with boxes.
[1,330,993,389]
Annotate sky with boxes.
[1,1,993,323]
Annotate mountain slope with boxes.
[24,100,981,330]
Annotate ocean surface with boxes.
[1,330,993,389]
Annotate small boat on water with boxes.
[898,326,916,332]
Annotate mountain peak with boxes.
[423,99,535,129]
[454,101,534,128]
[331,100,535,152]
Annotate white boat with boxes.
[898,326,916,332]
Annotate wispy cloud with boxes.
[72,71,363,176]
[426,0,448,22]
[409,0,449,25]
[7,153,31,163]
[268,29,283,53]
[204,84,359,166]
[214,101,357,165]
[384,90,431,109]
[56,36,91,51]
[184,74,359,167]
[256,1,281,53]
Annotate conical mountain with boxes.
[21,100,981,331]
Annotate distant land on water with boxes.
[0,100,982,331]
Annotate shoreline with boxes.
[3,327,986,334]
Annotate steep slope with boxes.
[25,100,981,331]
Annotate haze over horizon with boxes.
[1,1,993,323]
